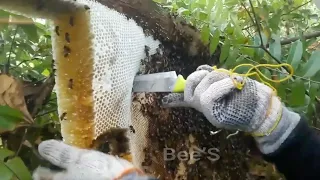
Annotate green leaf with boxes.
[224,47,239,69]
[287,40,303,71]
[0,10,9,29]
[276,83,288,102]
[311,23,320,31]
[209,29,220,55]
[240,47,254,57]
[225,23,234,35]
[198,10,208,21]
[206,0,216,14]
[253,33,267,61]
[229,14,244,40]
[18,42,35,54]
[219,39,230,63]
[269,34,281,61]
[41,69,50,77]
[19,23,38,42]
[0,106,23,119]
[268,12,281,33]
[177,7,190,16]
[261,68,272,80]
[225,0,239,6]
[200,25,210,45]
[0,148,32,180]
[301,50,320,78]
[211,0,224,26]
[309,83,319,105]
[288,80,305,106]
[306,103,316,123]
[0,106,24,131]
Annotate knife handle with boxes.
[172,75,186,93]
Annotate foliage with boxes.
[158,0,320,125]
[0,105,24,131]
[0,11,60,179]
[0,148,32,180]
[0,0,319,178]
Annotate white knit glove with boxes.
[162,65,300,154]
[32,140,150,180]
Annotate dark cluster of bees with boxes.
[137,30,250,179]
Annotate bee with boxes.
[51,59,56,73]
[144,45,150,57]
[129,125,135,133]
[55,26,60,36]
[63,45,71,57]
[91,128,129,155]
[65,33,70,43]
[68,79,73,89]
[84,5,90,10]
[60,112,67,121]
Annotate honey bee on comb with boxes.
[91,128,130,157]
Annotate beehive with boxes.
[0,0,276,179]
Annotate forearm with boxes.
[259,112,320,179]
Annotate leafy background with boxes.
[1,0,320,179]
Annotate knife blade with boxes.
[132,71,186,93]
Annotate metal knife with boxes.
[132,71,186,93]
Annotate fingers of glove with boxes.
[199,78,237,127]
[38,139,111,170]
[32,166,107,180]
[200,78,236,104]
[162,93,187,108]
[194,71,230,97]
[184,70,210,102]
[38,140,130,172]
[38,140,85,168]
[196,64,213,72]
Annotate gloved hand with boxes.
[162,65,300,154]
[32,140,153,180]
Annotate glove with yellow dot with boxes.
[162,65,301,154]
[32,140,156,180]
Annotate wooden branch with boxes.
[278,31,320,46]
[97,0,216,61]
[282,0,312,16]
[247,0,285,67]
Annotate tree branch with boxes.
[241,44,260,48]
[245,0,316,101]
[278,31,320,46]
[242,31,320,48]
[242,0,312,31]
[282,0,312,16]
[246,0,286,66]
[246,1,264,47]
[35,109,57,118]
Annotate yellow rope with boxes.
[212,63,294,94]
[251,104,283,137]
